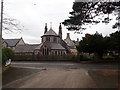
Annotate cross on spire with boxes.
[50,22,52,29]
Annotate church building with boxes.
[36,23,78,56]
[3,23,78,56]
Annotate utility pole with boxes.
[0,0,3,66]
[0,0,3,89]
[1,0,3,35]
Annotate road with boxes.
[11,61,118,70]
[3,61,119,88]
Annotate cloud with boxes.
[3,0,118,44]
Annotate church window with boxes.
[42,46,49,56]
[46,37,50,41]
[53,37,57,42]
[55,51,57,55]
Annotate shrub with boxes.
[103,56,115,60]
[2,52,7,65]
[2,48,14,65]
[79,54,91,61]
[2,48,14,59]
[112,55,120,60]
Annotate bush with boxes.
[112,55,120,60]
[103,56,115,60]
[2,48,14,65]
[79,54,91,61]
[2,52,7,65]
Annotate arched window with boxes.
[55,51,57,55]
[42,46,49,56]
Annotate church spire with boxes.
[44,23,47,34]
[59,23,62,39]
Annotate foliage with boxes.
[77,31,120,59]
[109,31,120,52]
[2,52,7,66]
[2,48,14,65]
[79,54,91,61]
[77,32,105,59]
[62,1,120,32]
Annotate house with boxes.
[2,37,25,50]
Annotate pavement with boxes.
[2,61,119,88]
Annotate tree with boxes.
[62,1,120,32]
[3,16,23,33]
[77,32,105,59]
[109,31,120,53]
[1,1,23,34]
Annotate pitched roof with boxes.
[15,44,40,53]
[43,28,58,36]
[3,39,21,47]
[43,42,65,50]
[64,33,76,49]
[35,43,43,49]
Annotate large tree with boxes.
[62,1,120,32]
[109,31,120,52]
[77,32,106,59]
[77,31,120,59]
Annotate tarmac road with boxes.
[11,61,118,70]
[2,61,119,88]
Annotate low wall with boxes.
[13,55,79,61]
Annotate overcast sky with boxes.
[2,0,118,44]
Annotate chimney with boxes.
[66,33,70,39]
[58,23,62,39]
[77,38,79,42]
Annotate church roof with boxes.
[35,43,43,49]
[43,28,58,36]
[15,44,40,53]
[64,33,76,49]
[43,42,65,50]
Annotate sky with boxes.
[2,0,118,44]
